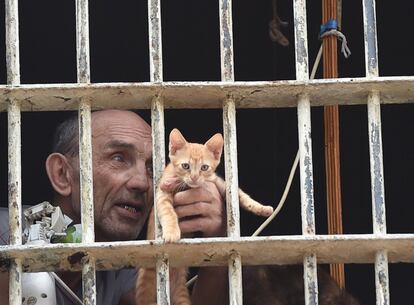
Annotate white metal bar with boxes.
[5,0,20,85]
[156,255,171,305]
[6,1,23,304]
[148,1,169,304]
[151,95,165,240]
[362,0,379,78]
[293,1,318,304]
[3,77,414,111]
[363,0,390,303]
[82,257,97,305]
[2,234,414,271]
[219,0,242,303]
[293,0,309,81]
[79,101,95,243]
[76,0,91,83]
[148,0,163,82]
[367,91,386,235]
[219,0,234,82]
[375,250,390,305]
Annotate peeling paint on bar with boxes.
[5,0,20,85]
[9,258,22,305]
[304,254,318,305]
[148,0,163,82]
[362,0,379,77]
[76,0,90,83]
[293,0,309,81]
[151,95,165,240]
[223,98,240,237]
[2,77,414,111]
[368,91,386,234]
[79,101,95,243]
[297,95,315,235]
[228,252,243,305]
[82,256,97,305]
[2,234,414,271]
[219,0,234,82]
[375,250,390,305]
[156,255,171,305]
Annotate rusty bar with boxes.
[5,0,20,85]
[2,234,414,271]
[156,255,171,305]
[322,0,345,288]
[148,0,163,82]
[2,77,414,111]
[219,0,234,82]
[76,0,91,83]
[151,95,165,240]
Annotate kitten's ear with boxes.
[205,133,223,160]
[169,128,187,155]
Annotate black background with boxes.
[1,1,414,304]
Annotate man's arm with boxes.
[0,272,9,305]
[172,182,229,305]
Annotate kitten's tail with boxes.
[212,175,274,217]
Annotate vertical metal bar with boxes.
[148,1,169,304]
[294,1,318,305]
[293,0,309,81]
[6,1,22,304]
[363,0,389,303]
[76,0,91,83]
[220,0,242,303]
[5,0,20,85]
[156,255,171,305]
[151,95,165,240]
[148,0,163,83]
[362,0,379,78]
[76,1,95,304]
[219,0,234,82]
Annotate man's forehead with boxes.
[103,138,152,155]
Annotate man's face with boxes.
[71,110,153,241]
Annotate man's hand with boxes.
[171,182,226,238]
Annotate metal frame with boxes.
[1,0,412,304]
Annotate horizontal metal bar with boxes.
[1,77,414,111]
[1,234,414,272]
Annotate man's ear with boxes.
[45,153,74,197]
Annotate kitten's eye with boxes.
[201,164,209,171]
[181,163,190,170]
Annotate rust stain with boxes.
[68,251,86,266]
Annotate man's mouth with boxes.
[123,205,138,213]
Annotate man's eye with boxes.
[181,163,190,170]
[112,154,124,162]
[201,164,209,171]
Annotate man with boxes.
[0,109,228,305]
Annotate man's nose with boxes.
[126,163,150,191]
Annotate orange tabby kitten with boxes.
[136,128,274,305]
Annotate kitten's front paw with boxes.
[162,230,181,243]
[260,206,274,217]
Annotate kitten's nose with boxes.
[190,174,198,182]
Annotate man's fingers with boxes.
[173,187,213,206]
[175,201,217,219]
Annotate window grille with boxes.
[1,0,414,305]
